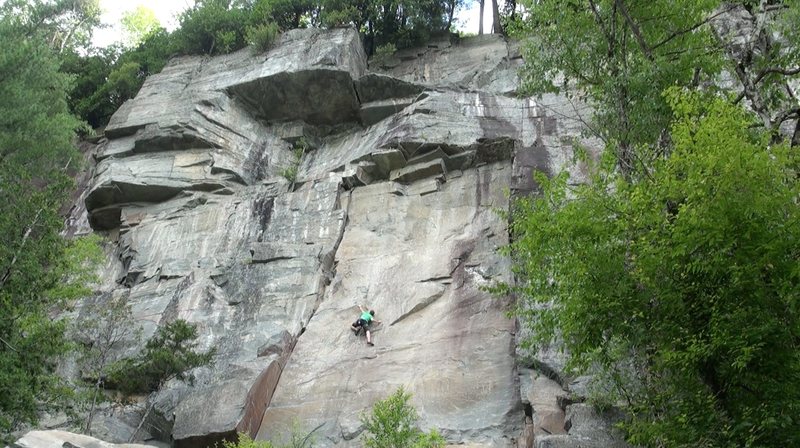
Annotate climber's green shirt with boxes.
[360,311,373,323]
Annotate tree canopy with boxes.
[121,5,161,48]
[0,6,101,434]
[508,0,800,177]
[504,1,800,446]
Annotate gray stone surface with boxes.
[378,34,521,94]
[12,430,159,448]
[534,404,629,448]
[62,27,608,448]
[257,163,517,447]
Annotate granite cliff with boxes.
[23,28,627,448]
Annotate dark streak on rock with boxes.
[252,196,274,243]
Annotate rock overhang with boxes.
[227,69,361,125]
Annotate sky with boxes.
[93,0,494,48]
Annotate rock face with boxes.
[59,28,624,448]
[12,430,156,448]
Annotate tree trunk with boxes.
[129,401,154,442]
[446,0,457,31]
[506,0,517,22]
[0,209,42,289]
[85,377,103,434]
[491,0,502,34]
[479,0,485,35]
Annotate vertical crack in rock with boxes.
[247,187,353,441]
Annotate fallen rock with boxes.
[12,430,162,448]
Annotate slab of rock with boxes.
[534,404,629,448]
[257,162,518,447]
[12,430,158,448]
[75,180,348,447]
[520,371,568,437]
[379,34,520,94]
[88,28,367,230]
[300,90,578,187]
[354,73,424,103]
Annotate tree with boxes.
[74,295,141,434]
[501,92,800,447]
[509,0,800,177]
[174,0,250,55]
[63,28,175,128]
[711,0,800,146]
[508,0,727,178]
[360,387,445,448]
[121,5,161,47]
[108,320,215,395]
[490,0,499,33]
[478,0,484,34]
[251,0,316,31]
[0,0,101,53]
[0,10,101,436]
[61,47,118,128]
[321,0,456,55]
[106,319,215,441]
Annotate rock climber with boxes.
[351,304,381,346]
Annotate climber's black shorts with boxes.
[353,318,370,329]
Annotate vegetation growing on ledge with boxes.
[107,319,215,395]
[281,138,311,185]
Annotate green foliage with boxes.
[220,421,319,448]
[0,12,102,435]
[370,42,397,68]
[221,433,276,448]
[107,320,215,395]
[0,0,102,53]
[320,0,461,54]
[246,22,280,53]
[504,93,800,447]
[121,5,161,47]
[280,139,309,183]
[174,0,250,55]
[63,27,174,128]
[74,292,141,431]
[319,2,357,28]
[61,47,117,129]
[360,387,445,448]
[251,0,317,31]
[508,0,725,175]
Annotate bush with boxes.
[220,433,275,448]
[246,22,279,53]
[220,424,317,448]
[360,387,445,448]
[174,0,249,55]
[280,139,309,184]
[107,320,215,395]
[370,43,396,68]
